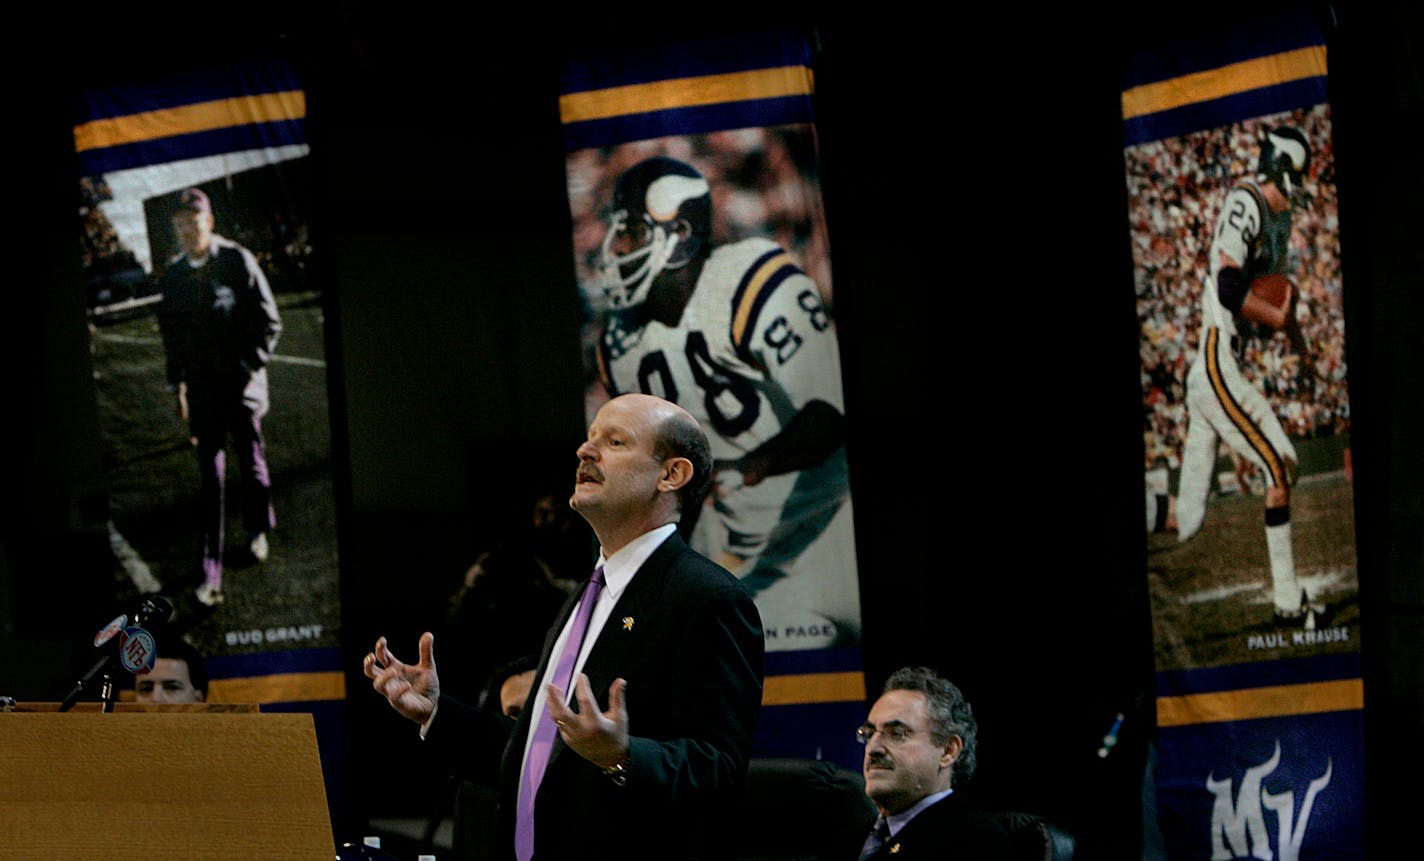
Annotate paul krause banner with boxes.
[1123,8,1363,858]
[560,29,866,765]
[73,55,347,816]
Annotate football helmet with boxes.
[596,156,712,310]
[1258,125,1311,206]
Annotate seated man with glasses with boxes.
[854,666,1013,860]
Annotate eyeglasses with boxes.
[855,721,915,745]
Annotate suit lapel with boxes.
[581,531,680,685]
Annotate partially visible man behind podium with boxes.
[365,393,765,860]
[134,639,208,705]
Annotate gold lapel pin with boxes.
[889,844,901,854]
[622,616,635,630]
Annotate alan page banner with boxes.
[560,29,865,765]
[1123,7,1363,859]
[73,56,346,813]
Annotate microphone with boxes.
[59,594,175,711]
[129,594,175,635]
[115,595,173,675]
[93,612,129,649]
[1097,711,1125,759]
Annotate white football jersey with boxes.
[597,237,849,565]
[1202,178,1293,338]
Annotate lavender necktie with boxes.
[514,565,606,861]
[860,816,890,861]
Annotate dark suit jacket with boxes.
[424,530,765,860]
[861,791,1016,861]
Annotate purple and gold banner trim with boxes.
[1121,7,1326,145]
[206,648,346,705]
[559,29,815,150]
[73,57,306,175]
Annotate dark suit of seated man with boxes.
[365,393,765,861]
[854,667,1014,860]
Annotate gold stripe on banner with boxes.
[1121,45,1326,120]
[1156,678,1363,727]
[73,90,307,153]
[559,65,814,125]
[207,671,346,705]
[762,672,865,706]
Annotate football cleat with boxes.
[248,532,269,563]
[1273,589,1329,630]
[195,582,225,607]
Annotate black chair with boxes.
[735,757,877,861]
[991,810,1077,861]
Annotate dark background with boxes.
[4,3,1418,858]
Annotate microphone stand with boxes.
[100,668,117,713]
[58,652,117,713]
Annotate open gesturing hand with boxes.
[363,632,440,724]
[544,674,629,770]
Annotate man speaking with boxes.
[365,394,764,860]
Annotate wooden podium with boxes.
[1,704,335,860]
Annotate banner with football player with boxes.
[560,29,866,766]
[73,56,347,818]
[1123,7,1364,858]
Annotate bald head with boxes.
[640,397,712,515]
[571,394,712,555]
